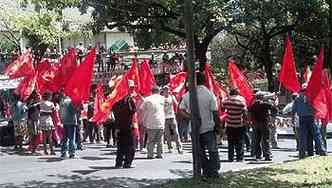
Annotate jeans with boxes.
[61,124,76,156]
[178,118,189,142]
[199,131,220,177]
[298,116,325,158]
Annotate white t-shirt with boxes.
[179,85,218,134]
[164,95,177,119]
[141,94,165,129]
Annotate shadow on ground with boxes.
[0,175,170,188]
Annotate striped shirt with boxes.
[222,95,247,128]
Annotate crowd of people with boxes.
[0,45,329,178]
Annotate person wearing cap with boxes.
[141,85,165,159]
[250,92,277,161]
[112,80,136,168]
[292,84,326,159]
[162,85,183,154]
[179,72,221,178]
[39,93,56,155]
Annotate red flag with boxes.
[38,64,60,94]
[92,59,141,122]
[228,61,254,106]
[52,48,77,90]
[126,59,141,94]
[305,48,324,103]
[278,36,300,93]
[168,72,187,101]
[139,59,156,96]
[64,49,96,105]
[204,64,228,102]
[15,71,38,101]
[313,70,330,119]
[5,53,34,79]
[91,83,106,124]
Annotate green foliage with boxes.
[133,29,181,50]
[14,11,65,55]
[162,156,332,188]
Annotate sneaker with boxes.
[147,156,154,159]
[50,152,56,155]
[156,156,163,159]
[178,150,183,154]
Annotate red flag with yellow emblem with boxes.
[5,53,34,79]
[92,59,141,122]
[15,71,38,101]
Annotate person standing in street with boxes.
[26,93,40,154]
[39,93,56,155]
[179,72,221,178]
[113,80,136,168]
[250,93,277,161]
[60,96,80,159]
[292,84,326,159]
[222,89,247,162]
[12,94,27,150]
[141,85,165,159]
[162,86,183,154]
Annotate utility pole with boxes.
[329,0,332,72]
[184,0,202,178]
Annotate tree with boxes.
[35,0,236,68]
[14,11,65,61]
[230,0,325,91]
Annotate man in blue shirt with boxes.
[292,85,326,159]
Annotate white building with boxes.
[61,27,134,51]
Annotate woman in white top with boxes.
[39,93,55,155]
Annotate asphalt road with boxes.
[0,138,331,188]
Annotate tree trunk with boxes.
[195,42,209,72]
[262,38,275,92]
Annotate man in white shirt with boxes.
[162,86,182,154]
[141,86,165,159]
[179,72,221,178]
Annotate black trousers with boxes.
[115,130,135,167]
[199,131,220,177]
[226,126,245,161]
[104,122,116,145]
[253,122,271,159]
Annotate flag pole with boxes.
[184,0,202,178]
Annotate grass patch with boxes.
[160,156,332,188]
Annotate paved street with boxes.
[0,138,331,188]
